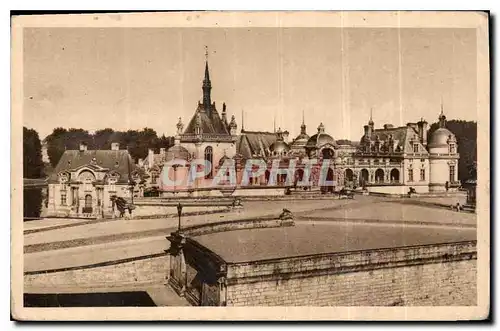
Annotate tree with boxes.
[45,128,92,167]
[45,127,67,168]
[24,188,43,218]
[23,127,44,178]
[427,120,477,183]
[44,126,175,166]
[93,128,116,150]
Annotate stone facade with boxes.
[47,142,145,219]
[142,54,460,196]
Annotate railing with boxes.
[181,134,235,142]
[430,153,461,158]
[367,180,402,186]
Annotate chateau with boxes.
[143,54,461,196]
[47,52,462,215]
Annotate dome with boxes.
[305,123,335,148]
[428,128,455,148]
[269,140,290,155]
[165,145,190,161]
[291,133,310,146]
[306,133,335,148]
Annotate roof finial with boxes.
[440,97,444,116]
[300,110,307,134]
[273,114,276,133]
[205,45,208,61]
[368,107,374,127]
[241,109,245,131]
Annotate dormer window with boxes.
[413,143,419,153]
[449,143,456,154]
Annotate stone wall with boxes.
[25,254,168,291]
[225,259,476,306]
[132,204,229,218]
[222,241,476,306]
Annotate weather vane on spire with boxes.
[205,45,208,61]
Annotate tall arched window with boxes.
[204,146,213,179]
[375,169,385,183]
[83,194,93,214]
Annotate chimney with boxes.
[79,142,88,152]
[417,119,428,147]
[111,142,120,151]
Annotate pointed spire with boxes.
[439,99,447,128]
[241,109,245,132]
[204,59,210,82]
[202,46,212,113]
[300,110,307,134]
[368,107,374,128]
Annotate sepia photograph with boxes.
[11,11,490,321]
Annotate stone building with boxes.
[143,52,460,195]
[46,142,144,219]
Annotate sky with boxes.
[23,27,477,140]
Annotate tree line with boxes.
[44,128,175,168]
[24,120,478,184]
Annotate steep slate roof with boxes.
[358,126,428,154]
[237,130,278,158]
[183,105,231,136]
[49,150,135,184]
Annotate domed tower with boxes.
[428,108,460,192]
[269,128,291,157]
[305,122,335,158]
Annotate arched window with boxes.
[322,148,334,159]
[345,169,354,182]
[375,169,384,183]
[204,146,213,179]
[449,143,456,154]
[390,169,400,183]
[360,169,369,185]
[83,194,93,214]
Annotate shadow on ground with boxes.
[24,292,157,307]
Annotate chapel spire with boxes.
[202,46,212,113]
